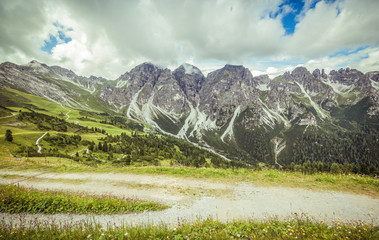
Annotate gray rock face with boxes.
[199,64,257,126]
[173,63,204,102]
[0,61,76,105]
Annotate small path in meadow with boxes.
[60,104,71,120]
[35,132,48,154]
[70,149,89,157]
[0,170,378,227]
[0,112,18,119]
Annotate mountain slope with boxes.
[1,60,378,168]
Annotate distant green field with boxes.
[0,86,133,158]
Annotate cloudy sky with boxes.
[0,0,378,79]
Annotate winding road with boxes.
[0,170,377,228]
[60,104,71,120]
[35,132,48,154]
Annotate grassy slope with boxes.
[0,185,167,214]
[0,86,132,157]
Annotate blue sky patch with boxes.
[275,0,339,35]
[40,22,73,54]
[329,46,369,58]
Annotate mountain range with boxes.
[1,60,378,168]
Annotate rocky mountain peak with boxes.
[329,68,364,85]
[173,64,204,101]
[253,75,270,85]
[130,62,161,75]
[206,64,254,85]
[0,61,22,70]
[180,63,203,75]
[50,65,76,77]
[291,66,311,79]
[312,69,327,79]
[26,60,50,73]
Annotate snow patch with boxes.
[258,99,290,128]
[27,61,49,73]
[59,75,96,94]
[220,106,241,143]
[182,63,201,75]
[256,84,269,91]
[295,82,327,119]
[322,77,354,95]
[177,101,198,140]
[370,79,379,90]
[272,137,285,168]
[116,79,130,88]
[189,105,218,138]
[173,93,182,101]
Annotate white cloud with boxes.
[0,0,378,78]
[286,0,379,57]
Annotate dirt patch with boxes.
[0,169,378,227]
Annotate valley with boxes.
[0,60,378,239]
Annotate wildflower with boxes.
[87,234,91,238]
[101,233,104,236]
[124,232,128,236]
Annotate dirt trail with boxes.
[60,104,71,120]
[0,170,378,227]
[35,132,48,154]
[0,112,17,119]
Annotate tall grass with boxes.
[0,216,377,239]
[0,185,167,214]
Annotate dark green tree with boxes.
[103,142,108,152]
[5,129,13,142]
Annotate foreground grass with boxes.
[0,217,377,239]
[1,157,378,197]
[0,185,167,214]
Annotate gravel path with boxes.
[0,112,17,119]
[35,132,48,154]
[1,170,378,227]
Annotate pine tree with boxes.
[103,142,108,152]
[5,129,13,142]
